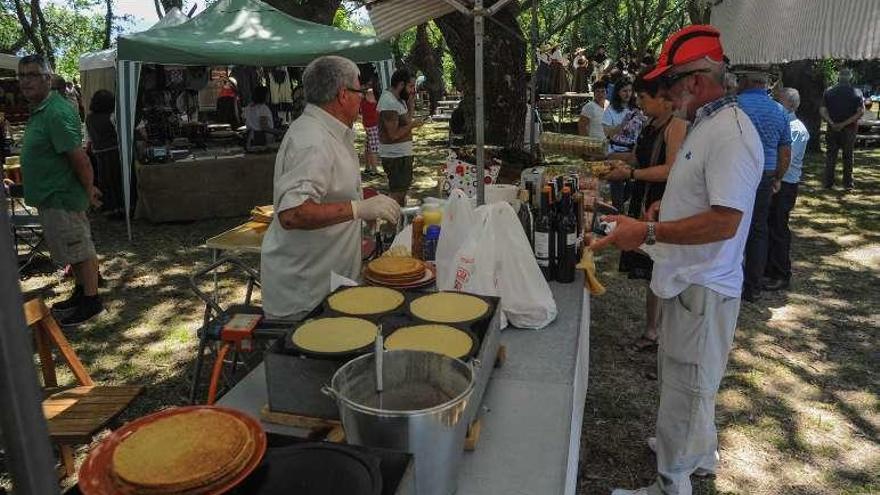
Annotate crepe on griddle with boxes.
[410,292,489,323]
[292,317,378,353]
[111,409,251,492]
[328,286,405,315]
[385,324,473,359]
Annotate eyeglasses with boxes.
[17,72,49,81]
[346,87,369,97]
[660,68,711,88]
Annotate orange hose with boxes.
[206,342,232,405]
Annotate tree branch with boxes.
[31,0,54,65]
[12,0,43,55]
[103,0,113,49]
[540,0,610,44]
[154,0,163,18]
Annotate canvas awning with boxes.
[712,0,880,64]
[114,0,393,240]
[0,52,19,71]
[117,0,390,66]
[79,8,190,71]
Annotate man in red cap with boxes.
[592,25,764,495]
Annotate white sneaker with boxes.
[646,437,717,478]
[611,488,649,495]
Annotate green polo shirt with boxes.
[20,91,88,211]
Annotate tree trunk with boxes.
[435,4,527,148]
[31,0,55,66]
[103,0,113,49]
[13,0,44,57]
[781,60,826,152]
[159,0,182,12]
[263,0,343,25]
[408,24,445,115]
[686,0,712,24]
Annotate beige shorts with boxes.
[39,208,97,265]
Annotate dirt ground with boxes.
[5,123,879,494]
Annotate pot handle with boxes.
[321,385,339,400]
[470,358,482,373]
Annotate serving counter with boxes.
[218,275,590,495]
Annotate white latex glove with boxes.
[351,194,401,224]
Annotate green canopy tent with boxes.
[115,0,393,239]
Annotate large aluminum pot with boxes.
[323,350,476,495]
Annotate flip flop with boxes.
[629,336,658,352]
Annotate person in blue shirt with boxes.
[736,71,791,302]
[765,88,809,292]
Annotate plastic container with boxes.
[423,225,441,261]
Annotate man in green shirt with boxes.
[19,54,103,325]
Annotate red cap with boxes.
[644,25,725,81]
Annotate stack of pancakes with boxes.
[109,408,258,494]
[364,256,427,287]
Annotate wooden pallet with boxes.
[261,405,485,450]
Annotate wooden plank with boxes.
[464,418,482,451]
[41,315,94,387]
[59,445,75,478]
[33,323,58,388]
[23,298,49,327]
[260,405,341,430]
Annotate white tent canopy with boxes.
[712,0,880,64]
[78,8,190,71]
[0,53,19,71]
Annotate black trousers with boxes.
[766,182,799,282]
[824,127,856,188]
[743,174,774,295]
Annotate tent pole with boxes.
[0,187,60,494]
[474,0,485,206]
[527,0,539,158]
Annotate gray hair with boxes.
[18,54,52,75]
[778,87,801,111]
[741,71,769,86]
[302,55,360,105]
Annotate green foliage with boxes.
[0,0,131,82]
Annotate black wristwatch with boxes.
[645,222,657,245]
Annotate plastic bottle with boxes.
[424,224,441,261]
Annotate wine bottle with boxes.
[555,186,578,283]
[535,185,555,281]
[517,188,534,248]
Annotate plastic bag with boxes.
[436,189,477,289]
[451,202,557,329]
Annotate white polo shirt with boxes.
[645,96,764,299]
[260,104,362,320]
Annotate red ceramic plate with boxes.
[78,405,267,495]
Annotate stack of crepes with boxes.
[364,255,428,288]
[250,205,274,224]
[109,408,260,494]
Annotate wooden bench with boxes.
[24,298,143,477]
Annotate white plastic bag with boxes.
[436,189,477,289]
[451,202,557,329]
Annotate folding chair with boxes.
[24,298,142,477]
[5,182,52,276]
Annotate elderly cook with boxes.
[261,56,401,320]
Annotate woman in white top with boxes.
[578,83,607,140]
[243,86,276,150]
[602,78,645,210]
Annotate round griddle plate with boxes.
[236,443,382,495]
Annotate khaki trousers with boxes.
[647,284,741,495]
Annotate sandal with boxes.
[629,336,658,352]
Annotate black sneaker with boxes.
[763,278,790,292]
[52,285,84,313]
[59,296,104,326]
